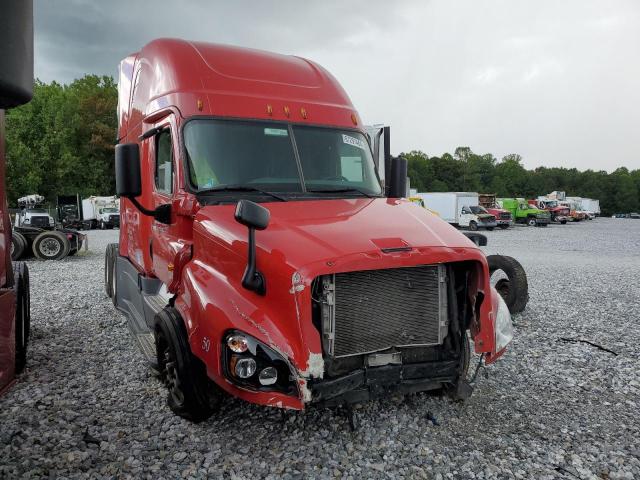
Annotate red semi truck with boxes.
[106,39,517,421]
[0,0,32,395]
[479,194,513,229]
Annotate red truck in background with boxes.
[479,194,512,229]
[0,0,32,395]
[105,39,517,422]
[529,199,569,224]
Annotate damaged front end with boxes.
[304,261,488,406]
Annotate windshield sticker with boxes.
[264,128,288,137]
[342,134,366,150]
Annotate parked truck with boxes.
[82,196,120,229]
[417,192,497,231]
[479,194,512,229]
[15,194,54,229]
[498,198,550,226]
[1,0,32,395]
[579,198,600,217]
[105,39,519,422]
[532,198,569,224]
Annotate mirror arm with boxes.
[241,227,266,295]
[128,197,172,224]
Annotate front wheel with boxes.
[468,221,478,231]
[487,255,529,314]
[155,307,222,422]
[527,217,537,227]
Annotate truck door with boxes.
[148,118,182,287]
[459,205,473,226]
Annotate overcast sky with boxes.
[34,0,640,171]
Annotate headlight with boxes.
[223,330,296,394]
[495,294,514,352]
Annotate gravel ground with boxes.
[1,218,639,479]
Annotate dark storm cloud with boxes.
[34,0,640,170]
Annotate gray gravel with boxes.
[1,218,639,479]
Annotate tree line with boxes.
[5,77,638,216]
[5,75,117,207]
[404,148,639,215]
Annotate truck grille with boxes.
[319,265,448,358]
[500,213,511,220]
[30,216,49,227]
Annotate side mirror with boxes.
[115,142,171,224]
[115,143,142,197]
[463,232,488,246]
[235,200,270,295]
[235,199,270,230]
[388,156,408,198]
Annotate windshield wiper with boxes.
[306,187,376,198]
[199,185,288,202]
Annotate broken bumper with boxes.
[308,360,459,406]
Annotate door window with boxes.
[155,130,173,194]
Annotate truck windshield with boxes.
[469,206,488,214]
[183,119,382,197]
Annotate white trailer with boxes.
[81,196,119,229]
[417,192,497,230]
[579,198,600,216]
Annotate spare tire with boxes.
[11,231,27,260]
[32,231,71,260]
[486,255,529,314]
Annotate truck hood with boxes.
[195,197,480,272]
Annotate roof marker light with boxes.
[300,107,307,119]
[284,106,290,117]
[351,113,358,125]
[266,104,273,115]
[197,99,203,111]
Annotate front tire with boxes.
[487,255,529,314]
[13,262,30,374]
[155,307,222,422]
[527,217,537,227]
[468,221,478,231]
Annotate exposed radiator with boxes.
[319,265,448,358]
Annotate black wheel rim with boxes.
[159,335,185,406]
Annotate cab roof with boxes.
[118,38,361,138]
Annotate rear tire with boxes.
[11,231,27,260]
[154,307,222,422]
[487,255,529,314]
[33,231,70,260]
[13,262,30,374]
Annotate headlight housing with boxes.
[223,331,297,395]
[494,294,514,353]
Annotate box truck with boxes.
[106,38,519,421]
[81,196,120,229]
[417,192,497,230]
